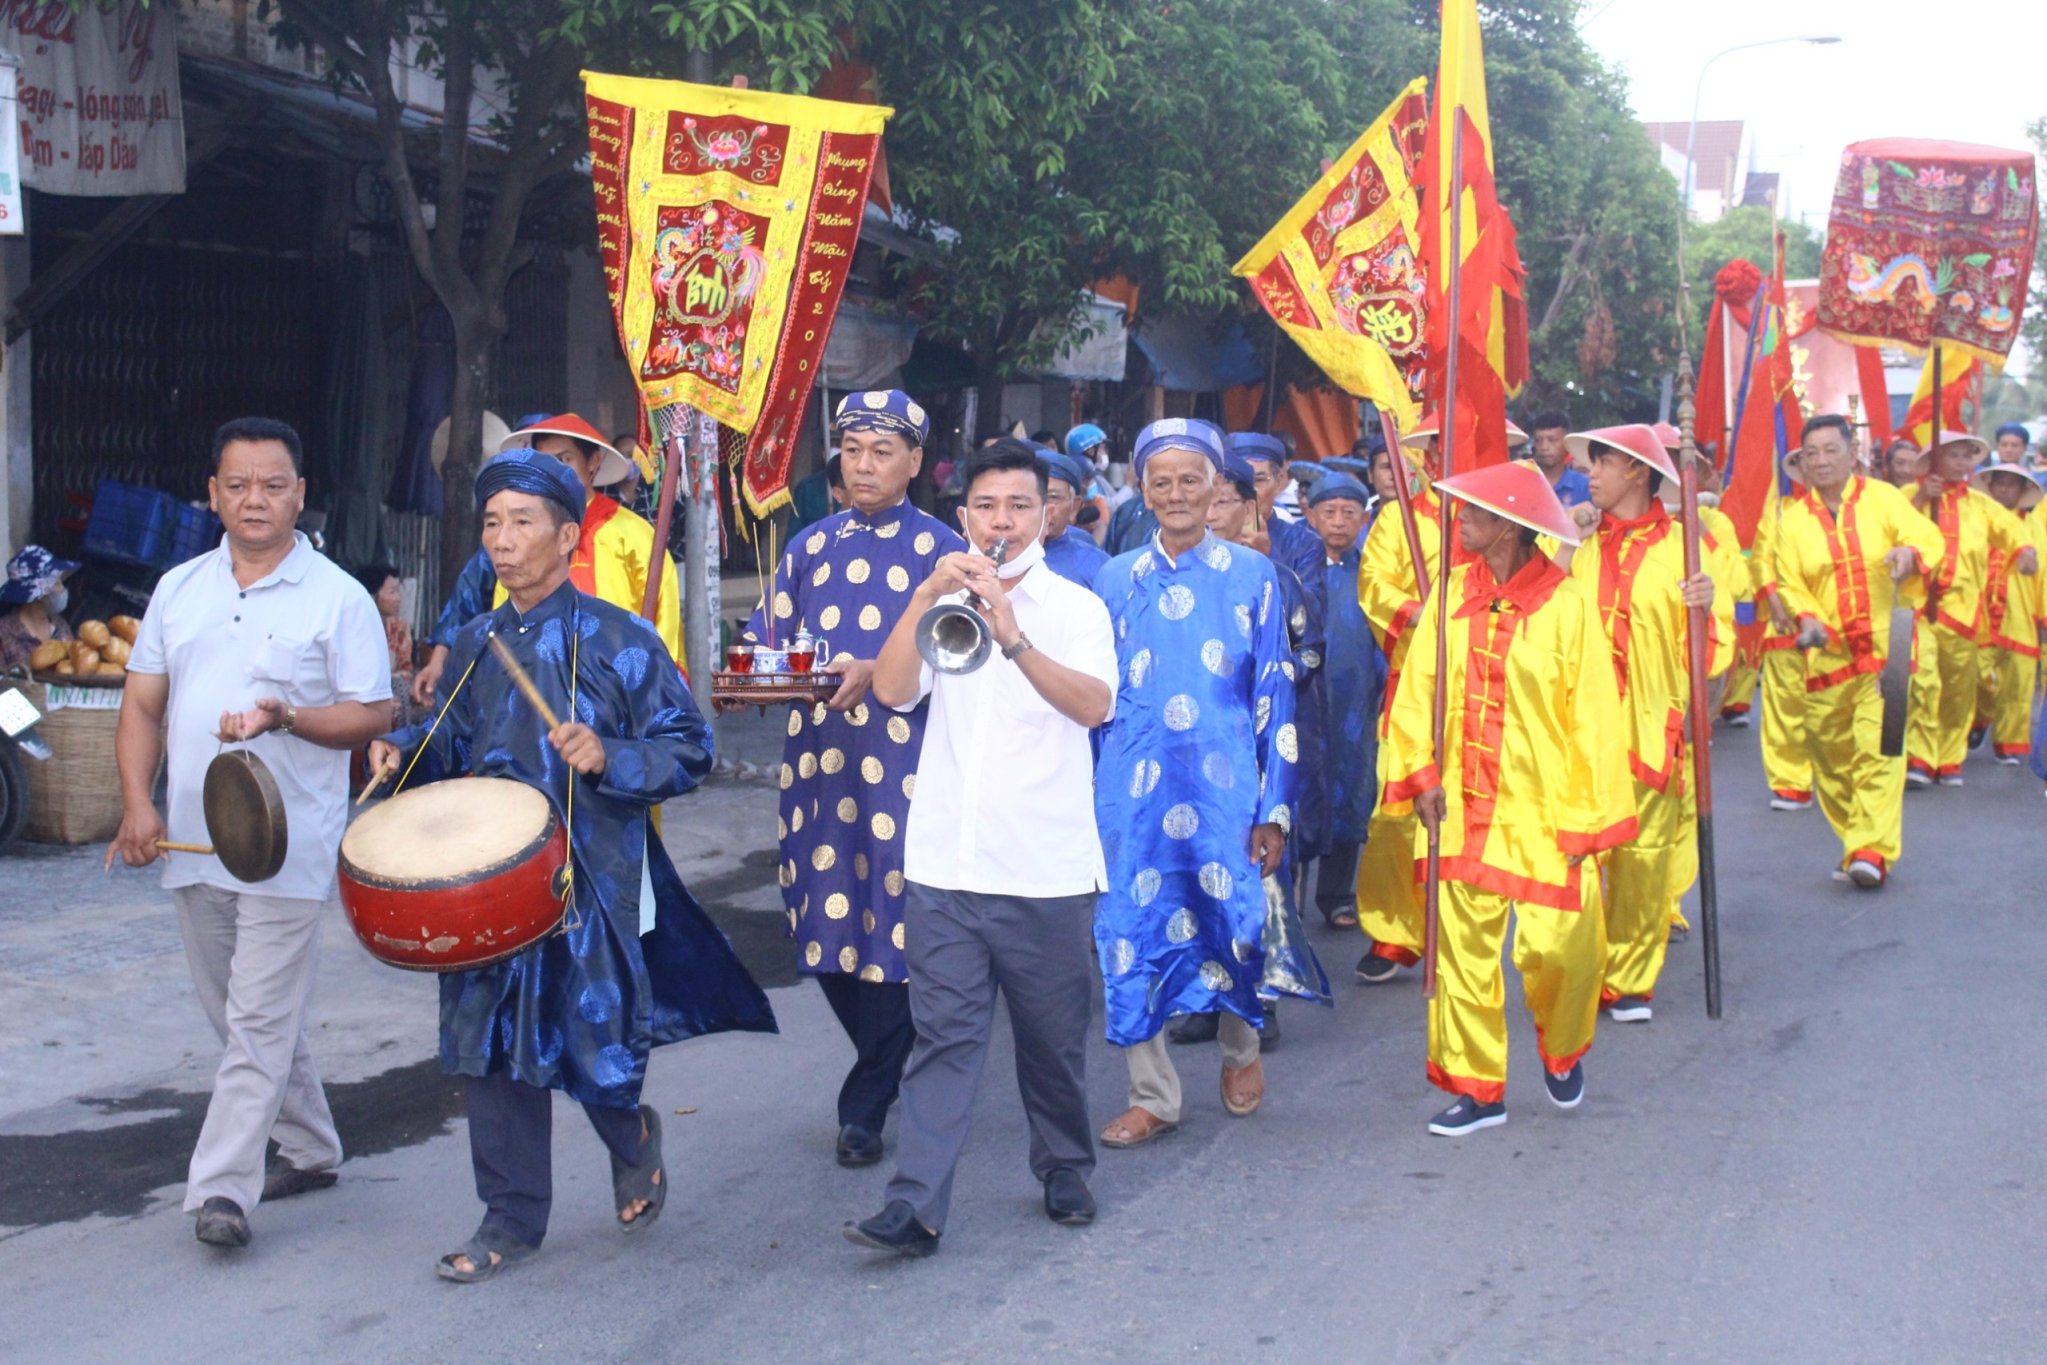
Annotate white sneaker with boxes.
[1937,773,1964,788]
[1769,794,1813,811]
[1995,753,2020,766]
[1605,997,1653,1023]
[1846,858,1885,889]
[1905,769,1933,790]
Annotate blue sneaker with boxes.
[1428,1095,1507,1136]
[1543,1062,1585,1109]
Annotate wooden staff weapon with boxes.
[1421,124,1468,1001]
[1675,366,1724,1020]
[1375,405,1439,997]
[641,422,683,622]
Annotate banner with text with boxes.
[582,71,890,515]
[1,1,184,197]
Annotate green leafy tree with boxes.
[2018,117,2047,379]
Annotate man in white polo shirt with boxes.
[107,417,393,1250]
[843,439,1118,1258]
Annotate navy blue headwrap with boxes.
[474,448,587,523]
[1995,423,2032,447]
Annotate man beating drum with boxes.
[108,417,395,1251]
[366,449,773,1283]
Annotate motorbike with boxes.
[0,680,50,852]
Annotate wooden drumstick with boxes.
[156,841,214,854]
[355,762,398,807]
[487,634,562,731]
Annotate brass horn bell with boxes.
[914,538,1009,674]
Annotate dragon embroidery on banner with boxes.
[1845,251,2013,332]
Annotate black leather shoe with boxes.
[1257,1004,1281,1051]
[1167,1012,1219,1044]
[836,1123,883,1168]
[194,1196,251,1248]
[1042,1168,1096,1226]
[844,1199,939,1257]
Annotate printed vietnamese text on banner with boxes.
[0,0,184,197]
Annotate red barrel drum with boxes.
[340,776,568,972]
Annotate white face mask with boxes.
[994,533,1046,579]
[43,586,68,614]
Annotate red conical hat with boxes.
[1651,421,1682,450]
[508,413,632,487]
[1402,409,1528,449]
[1505,417,1529,447]
[1434,459,1582,546]
[1566,423,1678,483]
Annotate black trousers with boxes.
[1315,842,1363,918]
[815,973,915,1131]
[464,1070,646,1247]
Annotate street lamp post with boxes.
[1680,34,1842,221]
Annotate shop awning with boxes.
[1131,316,1263,392]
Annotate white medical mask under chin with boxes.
[43,586,68,614]
[994,534,1046,579]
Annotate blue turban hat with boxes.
[1219,451,1258,498]
[1036,445,1093,493]
[1226,431,1289,467]
[474,448,587,523]
[1308,472,1371,508]
[833,389,930,446]
[1995,422,2032,447]
[1132,418,1225,480]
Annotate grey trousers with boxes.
[885,883,1096,1233]
[172,885,342,1214]
[1123,1015,1259,1124]
[1314,842,1363,918]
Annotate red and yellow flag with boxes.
[582,72,890,515]
[1418,0,1528,471]
[1231,78,1431,430]
[1898,345,1978,449]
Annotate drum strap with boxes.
[388,619,584,931]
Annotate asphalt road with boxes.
[1,717,2041,1363]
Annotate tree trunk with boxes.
[974,363,1007,443]
[439,316,501,590]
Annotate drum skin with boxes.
[339,784,569,972]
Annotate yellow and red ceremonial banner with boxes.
[1419,0,1528,474]
[1231,78,1431,431]
[582,72,891,515]
[1899,346,1979,448]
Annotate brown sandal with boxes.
[1222,1057,1265,1117]
[1098,1106,1178,1149]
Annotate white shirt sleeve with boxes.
[1065,590,1121,724]
[888,660,935,713]
[127,582,170,676]
[329,583,395,703]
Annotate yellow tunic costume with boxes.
[1571,507,1702,1002]
[1975,508,2047,758]
[493,493,685,675]
[1764,476,1944,873]
[1352,486,1444,967]
[1384,555,1636,1101]
[1750,505,1813,803]
[1901,482,2024,780]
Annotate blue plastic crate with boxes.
[165,501,222,567]
[82,481,175,568]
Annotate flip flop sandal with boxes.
[1098,1106,1178,1149]
[1222,1058,1265,1117]
[435,1227,538,1284]
[1323,909,1359,931]
[612,1107,666,1234]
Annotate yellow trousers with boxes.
[1907,622,1979,779]
[1720,652,1758,719]
[1604,777,1693,1002]
[1807,670,1904,870]
[1428,878,1605,1103]
[1760,645,1813,799]
[1355,809,1424,965]
[1976,645,2039,759]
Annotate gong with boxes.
[157,750,288,882]
[1878,605,1913,758]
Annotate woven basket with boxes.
[21,674,131,844]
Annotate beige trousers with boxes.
[1122,1015,1260,1123]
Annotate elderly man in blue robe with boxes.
[1037,445,1111,591]
[1090,419,1300,1148]
[743,390,965,1169]
[369,450,773,1284]
[1303,472,1386,930]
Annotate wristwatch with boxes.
[1001,634,1035,661]
[278,703,298,735]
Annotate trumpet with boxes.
[915,538,1010,674]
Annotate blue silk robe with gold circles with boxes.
[743,499,964,983]
[1090,531,1300,1043]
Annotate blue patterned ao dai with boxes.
[383,582,774,1110]
[1090,531,1299,1043]
[743,499,965,983]
[1321,543,1386,845]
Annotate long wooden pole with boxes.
[1675,367,1723,1019]
[641,426,682,623]
[1376,410,1431,600]
[1423,123,1467,1001]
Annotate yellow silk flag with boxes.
[582,72,890,513]
[1231,78,1431,430]
[1899,345,1978,449]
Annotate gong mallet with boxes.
[487,634,563,730]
